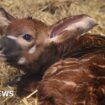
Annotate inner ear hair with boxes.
[0,7,15,21]
[0,8,16,35]
[49,14,97,43]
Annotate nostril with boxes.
[0,45,3,51]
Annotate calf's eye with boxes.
[23,34,32,41]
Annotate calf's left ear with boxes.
[48,14,97,43]
[0,8,15,35]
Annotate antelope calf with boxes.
[0,8,105,104]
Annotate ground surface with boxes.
[0,0,105,105]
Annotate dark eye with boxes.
[23,34,32,41]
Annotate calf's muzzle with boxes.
[0,36,22,62]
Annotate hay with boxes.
[0,0,105,105]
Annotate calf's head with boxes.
[0,8,97,69]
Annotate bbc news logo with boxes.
[0,90,15,97]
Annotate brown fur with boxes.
[17,34,105,98]
[37,52,105,105]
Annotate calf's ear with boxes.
[48,14,97,43]
[0,8,15,35]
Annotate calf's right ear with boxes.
[0,8,15,35]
